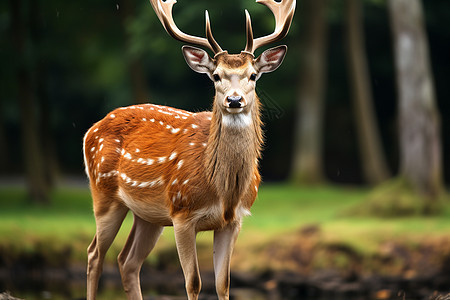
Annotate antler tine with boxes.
[148,0,223,54]
[245,0,296,54]
[244,10,254,54]
[205,10,223,54]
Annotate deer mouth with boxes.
[226,107,244,114]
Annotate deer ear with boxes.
[182,46,215,74]
[255,45,287,74]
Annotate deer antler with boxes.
[244,0,296,54]
[149,0,223,54]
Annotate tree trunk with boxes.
[39,82,60,187]
[291,0,328,185]
[119,0,150,104]
[388,0,443,203]
[10,0,49,204]
[345,0,390,185]
[31,0,60,187]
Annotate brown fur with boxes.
[215,52,254,69]
[83,102,261,228]
[204,95,263,221]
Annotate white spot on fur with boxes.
[169,152,177,161]
[93,128,99,133]
[177,160,184,169]
[172,179,178,185]
[137,181,151,188]
[171,128,180,134]
[167,108,191,117]
[110,114,115,118]
[159,110,173,116]
[101,170,118,178]
[191,124,198,129]
[182,179,190,185]
[135,149,140,153]
[158,157,166,163]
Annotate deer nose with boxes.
[227,95,242,108]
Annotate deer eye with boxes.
[213,74,220,82]
[250,73,257,81]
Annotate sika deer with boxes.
[84,0,295,299]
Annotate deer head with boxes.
[149,0,295,121]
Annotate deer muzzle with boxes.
[227,95,243,108]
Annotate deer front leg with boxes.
[213,221,241,300]
[173,219,201,300]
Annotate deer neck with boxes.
[204,95,263,221]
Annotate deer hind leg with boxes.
[117,213,163,300]
[87,203,128,300]
[173,219,201,300]
[213,222,241,300]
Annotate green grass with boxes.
[1,183,450,271]
[242,184,450,251]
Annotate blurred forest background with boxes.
[1,0,450,298]
[1,0,449,203]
